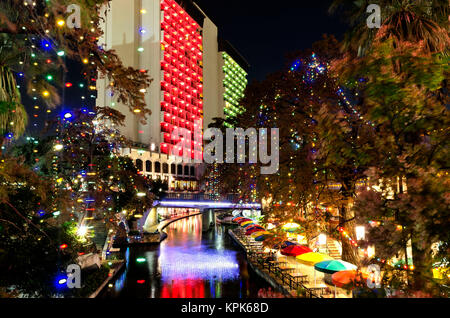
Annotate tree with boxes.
[0,157,89,297]
[330,4,449,293]
[329,0,449,56]
[212,36,373,264]
[0,0,152,144]
[0,0,155,296]
[22,108,156,235]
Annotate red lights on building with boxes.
[160,0,203,159]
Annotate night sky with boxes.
[194,0,348,81]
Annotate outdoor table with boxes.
[268,260,287,275]
[304,283,328,298]
[260,257,272,269]
[275,260,287,266]
[268,261,280,273]
[278,267,295,284]
[288,273,309,290]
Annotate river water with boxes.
[100,214,270,298]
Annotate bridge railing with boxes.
[163,193,242,202]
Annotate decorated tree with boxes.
[329,0,449,56]
[330,0,449,294]
[15,108,156,239]
[0,157,90,297]
[0,0,151,145]
[211,36,375,263]
[0,0,154,296]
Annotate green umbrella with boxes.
[314,260,357,274]
[282,222,303,233]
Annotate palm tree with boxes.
[330,0,449,55]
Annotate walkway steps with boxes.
[326,238,341,259]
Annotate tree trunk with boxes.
[339,198,360,266]
[411,238,433,292]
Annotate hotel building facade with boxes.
[96,0,249,192]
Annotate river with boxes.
[100,214,270,298]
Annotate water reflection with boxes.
[102,214,268,298]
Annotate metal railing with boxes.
[163,193,242,202]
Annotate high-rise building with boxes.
[96,0,249,192]
[219,40,249,126]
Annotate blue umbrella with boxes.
[254,234,272,242]
[274,241,299,249]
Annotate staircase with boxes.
[326,238,341,259]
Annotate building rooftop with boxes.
[218,39,250,72]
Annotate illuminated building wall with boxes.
[96,1,248,189]
[216,40,249,127]
[97,0,204,157]
[220,52,248,123]
[160,0,203,159]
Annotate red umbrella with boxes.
[280,245,312,257]
[246,228,266,235]
[331,270,368,289]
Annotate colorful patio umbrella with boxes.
[233,217,244,223]
[331,270,368,289]
[281,245,312,257]
[240,221,254,227]
[250,231,270,238]
[273,241,298,249]
[246,225,264,231]
[237,218,252,224]
[246,228,266,235]
[296,252,333,266]
[254,233,272,242]
[314,260,357,274]
[282,222,303,233]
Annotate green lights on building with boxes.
[222,52,247,125]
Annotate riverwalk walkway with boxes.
[229,227,351,298]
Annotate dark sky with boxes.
[194,0,348,82]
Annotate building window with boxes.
[184,166,189,176]
[146,160,152,172]
[155,162,161,173]
[163,163,169,174]
[136,159,143,171]
[177,164,183,175]
[171,164,176,175]
[190,166,195,176]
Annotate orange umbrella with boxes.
[331,270,368,289]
